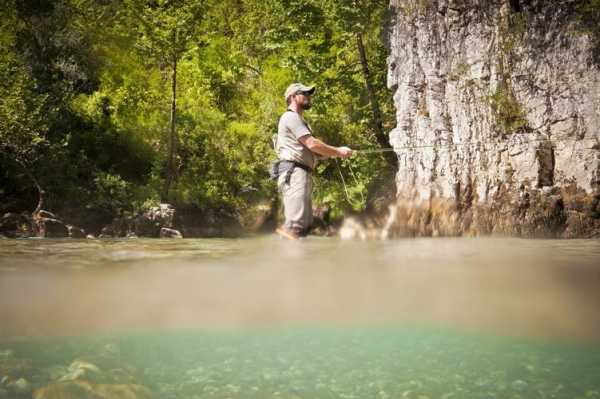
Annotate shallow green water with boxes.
[1,237,599,398]
[4,327,600,399]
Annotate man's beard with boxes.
[302,99,312,110]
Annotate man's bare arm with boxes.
[299,135,352,158]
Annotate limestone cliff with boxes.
[384,0,600,238]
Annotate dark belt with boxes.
[269,160,312,184]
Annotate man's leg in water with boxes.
[278,168,312,238]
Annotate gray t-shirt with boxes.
[276,111,317,169]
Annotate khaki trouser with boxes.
[278,167,313,234]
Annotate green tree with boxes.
[323,0,397,168]
[2,0,398,233]
[123,0,206,202]
[0,4,49,234]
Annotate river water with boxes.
[0,237,599,398]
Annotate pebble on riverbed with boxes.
[59,360,104,383]
[34,380,154,399]
[511,379,529,392]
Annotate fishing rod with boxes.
[352,136,599,155]
[335,135,598,206]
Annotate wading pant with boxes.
[278,167,313,235]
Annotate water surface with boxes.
[0,237,599,398]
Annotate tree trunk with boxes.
[162,54,178,202]
[356,32,397,169]
[16,158,46,237]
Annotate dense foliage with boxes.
[0,0,396,232]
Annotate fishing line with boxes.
[353,136,599,155]
[335,159,365,208]
[334,135,598,206]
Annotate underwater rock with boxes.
[99,343,120,359]
[511,379,529,392]
[7,377,32,396]
[52,358,137,385]
[34,380,100,399]
[91,382,154,399]
[34,380,154,399]
[45,366,68,381]
[59,360,104,383]
[0,358,33,379]
[107,368,136,384]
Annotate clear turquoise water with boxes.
[1,237,599,398]
[6,327,600,399]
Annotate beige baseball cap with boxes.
[284,83,315,100]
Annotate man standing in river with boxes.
[274,83,353,240]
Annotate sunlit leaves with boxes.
[2,0,397,221]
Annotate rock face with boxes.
[96,203,183,238]
[131,203,181,238]
[385,0,600,237]
[159,227,183,239]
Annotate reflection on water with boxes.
[0,237,599,398]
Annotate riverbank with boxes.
[341,186,600,240]
[0,202,281,240]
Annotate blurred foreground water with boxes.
[0,237,599,398]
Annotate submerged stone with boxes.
[45,366,68,381]
[59,360,104,383]
[0,358,33,378]
[34,380,154,399]
[511,379,529,392]
[7,377,31,395]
